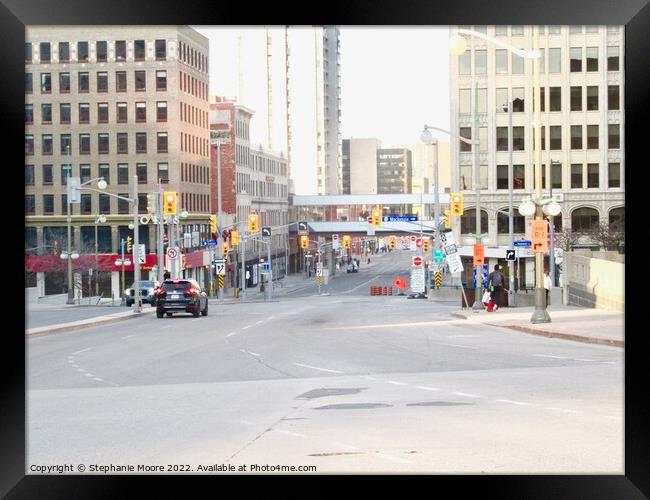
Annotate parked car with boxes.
[155,279,208,318]
[124,280,160,307]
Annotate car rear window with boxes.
[162,281,191,292]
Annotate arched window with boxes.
[571,207,599,232]
[460,209,489,235]
[609,207,624,232]
[497,210,526,233]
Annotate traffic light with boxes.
[146,193,157,214]
[222,241,229,254]
[451,193,464,216]
[342,235,351,249]
[248,213,259,232]
[423,238,430,252]
[389,236,396,250]
[444,209,451,229]
[371,207,382,227]
[163,191,177,215]
[230,230,239,246]
[300,235,309,249]
[126,236,133,253]
[209,215,217,235]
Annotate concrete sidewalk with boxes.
[26,307,155,337]
[451,305,624,347]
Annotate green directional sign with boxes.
[434,249,444,264]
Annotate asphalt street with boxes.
[27,250,623,473]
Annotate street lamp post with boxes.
[65,145,74,304]
[502,101,516,306]
[94,214,107,297]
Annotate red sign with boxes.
[473,244,485,266]
[416,238,422,247]
[532,220,549,253]
[332,234,339,240]
[410,235,416,241]
[412,256,423,267]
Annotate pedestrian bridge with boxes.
[299,220,439,236]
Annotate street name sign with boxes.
[382,215,418,222]
[513,240,531,247]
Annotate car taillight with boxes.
[155,288,166,297]
[183,288,196,297]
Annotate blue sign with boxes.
[513,240,531,247]
[262,263,270,271]
[382,215,419,222]
[205,240,218,246]
[473,264,489,289]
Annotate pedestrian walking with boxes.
[488,264,506,310]
[544,268,552,306]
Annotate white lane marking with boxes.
[437,343,479,350]
[239,349,261,357]
[343,275,381,294]
[121,335,136,339]
[561,408,583,414]
[275,430,307,438]
[226,331,237,338]
[452,392,481,398]
[76,368,85,372]
[255,320,264,325]
[72,347,91,355]
[71,364,78,369]
[242,325,252,330]
[574,358,596,362]
[533,354,568,359]
[386,381,407,386]
[293,363,344,374]
[93,377,104,382]
[416,386,440,392]
[268,316,275,320]
[496,399,531,406]
[360,375,376,380]
[84,373,94,378]
[160,324,175,330]
[67,356,73,360]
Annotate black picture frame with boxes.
[4,0,647,497]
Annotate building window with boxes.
[155,39,166,60]
[99,164,110,184]
[512,87,524,112]
[97,103,108,123]
[512,52,524,74]
[495,49,508,74]
[570,25,582,34]
[118,164,129,184]
[97,71,108,92]
[570,86,582,111]
[496,127,508,151]
[99,193,110,214]
[477,88,487,113]
[25,104,33,124]
[587,163,599,188]
[135,70,146,91]
[459,128,471,152]
[136,163,147,183]
[78,72,89,92]
[549,87,561,111]
[136,132,147,153]
[513,126,525,151]
[157,132,168,153]
[608,163,620,188]
[96,41,107,62]
[60,134,71,155]
[134,40,145,61]
[40,103,52,124]
[497,212,526,233]
[549,126,561,150]
[607,46,619,71]
[117,133,129,154]
[26,73,33,93]
[587,125,599,149]
[116,71,127,92]
[511,25,524,35]
[118,194,129,214]
[459,88,471,113]
[79,134,90,154]
[572,208,599,232]
[77,41,88,62]
[42,164,53,185]
[586,47,598,71]
[157,163,169,182]
[98,133,109,154]
[551,162,562,189]
[59,72,70,93]
[115,40,126,61]
[116,102,127,123]
[43,195,54,215]
[78,103,90,124]
[571,125,583,149]
[138,193,148,214]
[513,164,525,189]
[41,73,52,93]
[80,164,91,184]
[608,85,620,110]
[459,52,470,75]
[474,50,487,75]
[135,102,146,122]
[549,48,561,73]
[586,86,598,110]
[479,127,488,153]
[460,209,489,234]
[26,195,35,215]
[608,124,620,149]
[571,164,583,188]
[25,134,34,155]
[156,70,167,91]
[61,164,71,184]
[58,103,70,124]
[25,165,35,185]
[39,42,51,63]
[495,26,508,36]
[42,134,53,155]
[496,88,508,111]
[156,101,167,122]
[570,47,582,72]
[25,43,32,63]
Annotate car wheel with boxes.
[156,308,164,318]
[192,304,200,318]
[126,300,133,307]
[166,312,173,317]
[201,301,208,316]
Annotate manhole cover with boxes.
[406,401,474,407]
[315,403,392,410]
[295,388,366,400]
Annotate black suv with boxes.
[125,280,160,307]
[155,279,208,318]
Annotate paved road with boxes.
[27,252,623,473]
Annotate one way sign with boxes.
[506,249,516,261]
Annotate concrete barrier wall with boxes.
[564,252,624,312]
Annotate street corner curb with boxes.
[451,312,469,319]
[496,324,624,347]
[26,310,152,337]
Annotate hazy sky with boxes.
[194,26,451,149]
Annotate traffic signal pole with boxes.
[132,175,141,313]
[157,183,164,284]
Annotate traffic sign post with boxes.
[412,256,423,268]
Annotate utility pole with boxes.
[132,175,141,313]
[157,182,164,284]
[472,80,483,309]
[507,101,515,306]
